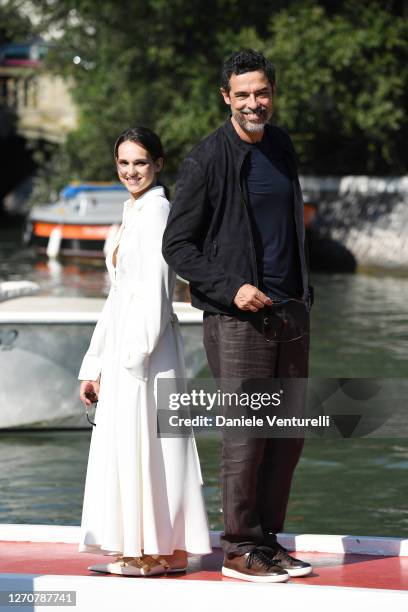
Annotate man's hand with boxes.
[79,379,100,406]
[233,284,272,312]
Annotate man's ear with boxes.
[220,87,231,106]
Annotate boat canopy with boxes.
[61,183,127,199]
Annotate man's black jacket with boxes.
[162,117,313,317]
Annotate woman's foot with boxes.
[147,549,188,573]
[88,555,166,576]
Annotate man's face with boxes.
[221,70,275,133]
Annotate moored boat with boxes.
[25,182,318,259]
[0,293,205,429]
[26,183,128,258]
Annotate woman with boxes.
[78,127,211,576]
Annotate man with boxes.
[162,49,313,583]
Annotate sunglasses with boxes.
[263,298,308,343]
[85,403,97,427]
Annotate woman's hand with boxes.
[79,379,100,406]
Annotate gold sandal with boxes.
[88,555,166,576]
[148,554,187,574]
[149,555,171,570]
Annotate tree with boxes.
[8,0,408,193]
[263,1,408,173]
[30,0,278,182]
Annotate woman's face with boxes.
[116,140,163,200]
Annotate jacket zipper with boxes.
[238,152,258,288]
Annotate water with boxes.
[1,432,407,536]
[1,231,408,536]
[309,272,408,377]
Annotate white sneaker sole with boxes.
[285,565,313,577]
[222,566,289,583]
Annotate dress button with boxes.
[264,317,270,324]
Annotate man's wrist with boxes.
[230,280,251,306]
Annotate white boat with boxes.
[0,288,205,429]
[0,280,39,302]
[25,181,318,259]
[26,183,128,258]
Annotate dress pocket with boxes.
[121,293,150,379]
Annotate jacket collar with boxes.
[124,184,166,212]
[222,116,251,151]
[222,116,292,154]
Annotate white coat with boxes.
[77,185,211,557]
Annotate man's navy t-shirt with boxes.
[243,131,302,299]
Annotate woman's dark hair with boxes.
[114,126,164,161]
[114,127,169,198]
[221,49,276,93]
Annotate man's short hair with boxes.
[221,49,276,92]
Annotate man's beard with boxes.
[233,107,269,133]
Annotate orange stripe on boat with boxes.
[304,203,317,227]
[34,223,111,240]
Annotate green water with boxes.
[1,431,407,537]
[309,272,408,378]
[199,436,408,536]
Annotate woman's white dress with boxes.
[77,185,211,557]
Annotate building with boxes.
[0,39,77,143]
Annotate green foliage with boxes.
[28,141,71,204]
[264,1,408,172]
[0,1,32,44]
[17,0,408,189]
